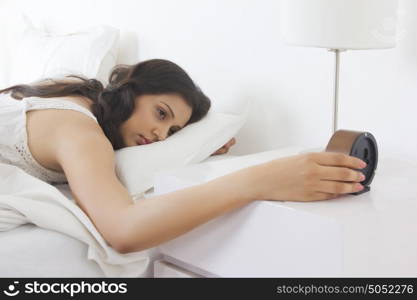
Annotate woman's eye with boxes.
[157,108,177,137]
[158,108,166,119]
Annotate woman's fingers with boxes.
[214,148,227,155]
[316,180,364,194]
[305,152,367,195]
[223,138,236,149]
[319,166,365,182]
[212,138,236,155]
[309,152,367,169]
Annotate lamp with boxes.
[281,0,399,134]
[281,0,399,195]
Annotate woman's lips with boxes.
[137,135,150,145]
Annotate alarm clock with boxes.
[325,130,378,195]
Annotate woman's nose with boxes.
[153,127,170,141]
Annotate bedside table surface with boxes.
[153,148,417,277]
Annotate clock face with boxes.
[325,130,378,192]
[350,132,378,187]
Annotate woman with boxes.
[0,59,366,253]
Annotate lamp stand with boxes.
[328,48,346,135]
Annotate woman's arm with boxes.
[53,117,365,254]
[53,119,257,253]
[120,151,366,253]
[120,162,256,253]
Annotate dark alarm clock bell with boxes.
[325,130,378,195]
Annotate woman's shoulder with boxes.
[57,95,95,113]
[26,95,99,133]
[52,115,115,174]
[25,97,109,173]
[45,97,105,142]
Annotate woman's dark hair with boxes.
[0,59,211,150]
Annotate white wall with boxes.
[1,0,416,162]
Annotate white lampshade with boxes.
[281,0,399,50]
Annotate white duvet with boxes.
[0,163,154,277]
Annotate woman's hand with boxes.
[211,138,236,156]
[250,152,367,202]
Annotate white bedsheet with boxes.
[0,224,106,277]
[0,163,158,277]
[0,154,235,277]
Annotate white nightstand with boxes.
[153,259,201,278]
[152,147,417,277]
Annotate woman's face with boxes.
[119,93,192,147]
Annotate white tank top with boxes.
[0,94,98,185]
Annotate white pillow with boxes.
[115,100,251,198]
[0,11,28,88]
[8,17,119,86]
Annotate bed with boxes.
[1,182,102,277]
[0,181,155,277]
[0,2,248,277]
[0,155,235,278]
